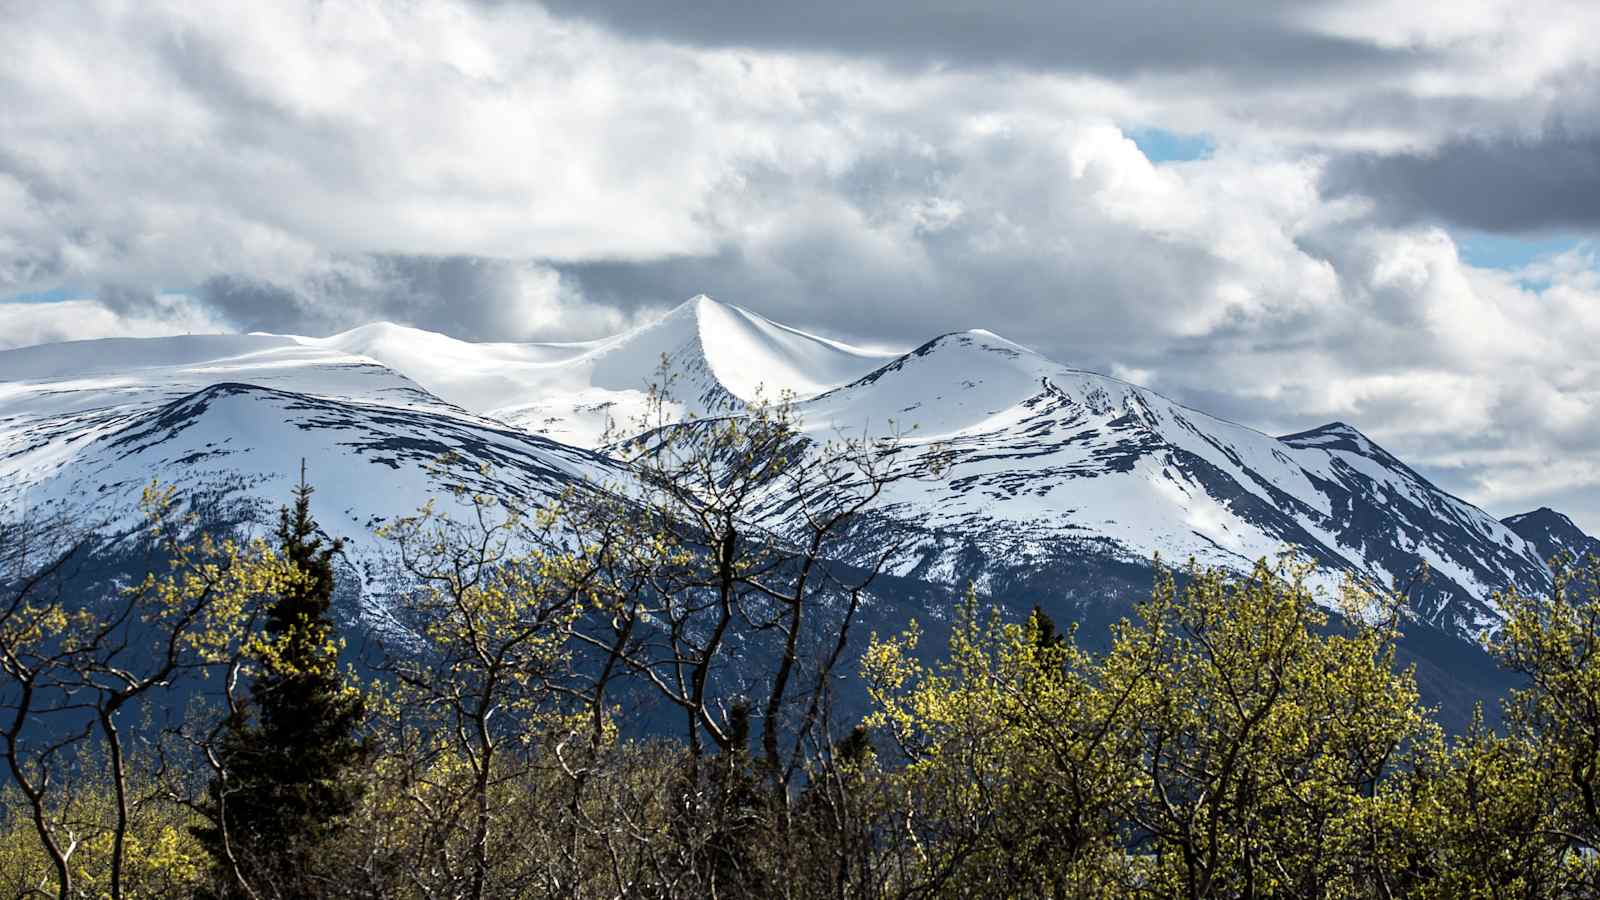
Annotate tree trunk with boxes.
[100,704,130,900]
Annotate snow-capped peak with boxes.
[4,298,1594,648]
[284,295,898,447]
[584,294,898,403]
[1504,507,1600,567]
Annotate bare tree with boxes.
[374,475,595,900]
[1,487,286,900]
[0,509,92,899]
[541,365,922,896]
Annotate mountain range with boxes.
[2,294,1593,710]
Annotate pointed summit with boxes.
[1503,507,1600,566]
[657,292,725,323]
[1280,421,1379,454]
[290,293,895,447]
[602,294,897,402]
[1277,421,1430,483]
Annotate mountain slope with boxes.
[1,298,1584,644]
[791,330,1550,635]
[1504,507,1600,567]
[295,295,899,446]
[1,333,457,506]
[0,337,618,604]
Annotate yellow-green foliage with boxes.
[1115,562,1434,898]
[862,558,1536,898]
[1,483,302,900]
[1496,554,1600,844]
[864,590,1142,894]
[0,759,209,899]
[379,489,583,740]
[130,482,301,669]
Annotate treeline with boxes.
[4,389,1600,898]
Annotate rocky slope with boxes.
[2,295,1592,644]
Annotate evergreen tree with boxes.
[195,467,368,898]
[1028,603,1065,651]
[698,700,773,898]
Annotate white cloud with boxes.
[0,296,229,350]
[6,0,1593,298]
[2,0,893,292]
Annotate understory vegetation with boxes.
[5,386,1600,899]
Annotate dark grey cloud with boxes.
[1325,133,1600,234]
[197,257,530,338]
[196,255,627,340]
[198,275,334,335]
[555,232,1227,371]
[529,0,1414,82]
[96,284,167,318]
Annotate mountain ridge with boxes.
[1504,507,1600,569]
[1,294,1593,645]
[285,295,898,446]
[775,326,1553,634]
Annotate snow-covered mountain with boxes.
[1503,508,1600,570]
[1,294,1592,643]
[788,329,1559,635]
[0,334,617,594]
[292,295,898,447]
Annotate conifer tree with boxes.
[1028,603,1065,651]
[195,467,368,898]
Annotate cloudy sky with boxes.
[3,0,1599,529]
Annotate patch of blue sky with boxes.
[2,286,198,304]
[1455,232,1583,271]
[2,286,92,303]
[1127,128,1214,163]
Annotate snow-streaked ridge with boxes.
[2,298,1592,641]
[292,295,899,446]
[781,328,1559,634]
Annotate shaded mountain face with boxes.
[2,294,1595,652]
[1504,508,1600,569]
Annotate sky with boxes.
[2,0,1599,531]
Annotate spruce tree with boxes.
[196,467,368,898]
[1029,603,1066,650]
